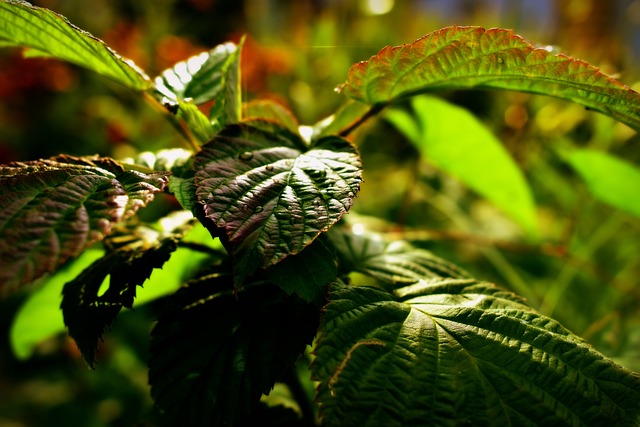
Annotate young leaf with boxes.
[243,100,300,134]
[0,155,167,293]
[154,40,243,123]
[194,122,362,283]
[266,233,337,303]
[340,26,640,131]
[561,148,640,218]
[62,215,194,367]
[312,280,640,426]
[149,275,319,427]
[386,96,537,235]
[330,226,469,283]
[0,0,150,90]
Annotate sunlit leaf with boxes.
[149,276,319,427]
[0,0,150,90]
[340,26,640,131]
[312,279,640,426]
[0,155,167,293]
[194,122,362,283]
[330,226,468,284]
[61,211,194,367]
[176,100,216,144]
[386,96,537,235]
[243,99,299,134]
[561,148,640,218]
[9,248,103,360]
[312,100,372,139]
[154,40,243,124]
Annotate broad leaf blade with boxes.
[194,122,362,282]
[561,148,640,218]
[9,248,103,359]
[330,226,469,283]
[0,0,150,90]
[387,96,537,235]
[0,155,167,293]
[62,213,194,366]
[243,100,299,134]
[154,40,243,122]
[340,26,640,131]
[312,280,640,426]
[149,276,319,427]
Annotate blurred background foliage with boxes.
[1,0,639,425]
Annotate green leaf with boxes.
[0,155,167,293]
[194,122,362,283]
[330,226,469,284]
[9,248,103,360]
[61,212,194,367]
[386,96,537,235]
[266,233,337,303]
[149,275,319,427]
[561,148,640,218]
[0,0,150,90]
[312,279,640,426]
[340,26,640,131]
[177,99,216,144]
[154,39,243,124]
[243,99,300,134]
[312,100,373,140]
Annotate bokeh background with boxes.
[1,1,639,426]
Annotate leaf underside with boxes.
[341,26,640,131]
[149,275,319,427]
[0,0,150,90]
[0,155,167,293]
[312,280,640,427]
[194,122,362,283]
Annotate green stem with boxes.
[338,104,385,137]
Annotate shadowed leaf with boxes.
[61,212,195,367]
[0,0,150,90]
[194,122,362,283]
[149,275,319,427]
[0,155,167,293]
[340,26,640,131]
[312,280,640,426]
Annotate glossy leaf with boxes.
[561,148,640,218]
[386,96,537,235]
[0,0,150,90]
[312,280,640,426]
[149,276,319,427]
[194,122,362,283]
[61,212,194,367]
[154,40,243,123]
[330,226,469,283]
[340,26,640,131]
[0,155,167,293]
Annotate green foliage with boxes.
[1,2,640,426]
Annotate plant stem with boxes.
[338,104,384,138]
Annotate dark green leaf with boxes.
[0,0,150,90]
[266,233,337,303]
[330,226,469,284]
[149,275,319,427]
[561,148,640,218]
[312,280,640,426]
[340,26,640,131]
[386,96,537,235]
[0,155,167,293]
[154,40,242,122]
[194,122,362,283]
[61,213,194,367]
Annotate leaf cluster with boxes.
[1,2,640,426]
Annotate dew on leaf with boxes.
[265,164,274,171]
[239,151,254,161]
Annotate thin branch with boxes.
[338,104,385,138]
